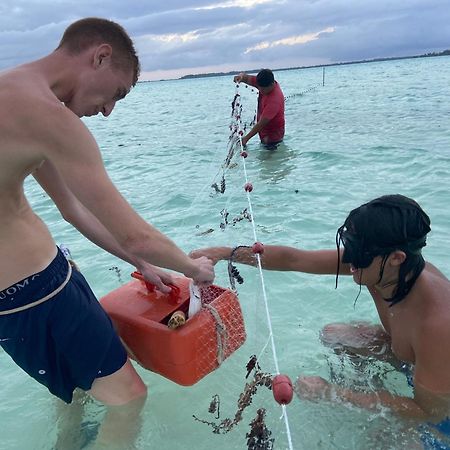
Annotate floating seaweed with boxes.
[192,356,273,438]
[246,408,274,450]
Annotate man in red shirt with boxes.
[234,69,285,149]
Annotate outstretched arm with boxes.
[33,103,214,285]
[33,160,174,292]
[190,245,350,275]
[233,72,257,87]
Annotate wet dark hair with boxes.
[256,69,275,87]
[56,17,140,86]
[336,194,431,305]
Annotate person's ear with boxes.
[389,250,406,266]
[93,44,113,69]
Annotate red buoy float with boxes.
[272,374,294,405]
[252,242,264,254]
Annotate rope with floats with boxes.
[199,70,327,446]
[232,81,295,450]
[284,83,321,101]
[285,67,325,101]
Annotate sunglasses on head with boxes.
[336,221,427,270]
[337,227,390,269]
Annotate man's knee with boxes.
[123,376,148,403]
[90,378,147,407]
[320,322,386,349]
[320,322,354,347]
[88,360,148,406]
[112,373,148,406]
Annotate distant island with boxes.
[176,49,450,81]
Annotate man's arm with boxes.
[241,117,270,147]
[232,73,270,146]
[33,160,174,291]
[34,103,213,283]
[190,245,350,275]
[233,72,257,87]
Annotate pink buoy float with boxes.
[244,182,253,192]
[252,242,264,254]
[272,374,294,405]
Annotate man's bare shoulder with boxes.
[2,70,91,142]
[0,68,96,183]
[0,68,54,108]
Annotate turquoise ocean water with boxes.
[2,56,450,449]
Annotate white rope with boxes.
[203,303,227,365]
[234,83,294,450]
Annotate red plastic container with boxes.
[100,274,246,386]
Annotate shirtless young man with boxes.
[0,17,214,446]
[192,195,450,443]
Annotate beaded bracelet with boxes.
[227,245,250,290]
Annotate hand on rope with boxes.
[241,135,249,148]
[233,72,247,84]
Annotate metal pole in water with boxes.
[322,66,325,86]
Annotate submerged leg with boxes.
[86,358,148,449]
[54,390,89,450]
[319,322,410,392]
[89,396,147,450]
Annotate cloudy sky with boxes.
[0,0,449,81]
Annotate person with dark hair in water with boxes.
[191,194,450,446]
[233,68,285,149]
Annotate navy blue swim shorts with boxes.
[0,248,127,403]
[400,365,450,448]
[419,417,450,449]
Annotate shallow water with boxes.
[2,55,450,449]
